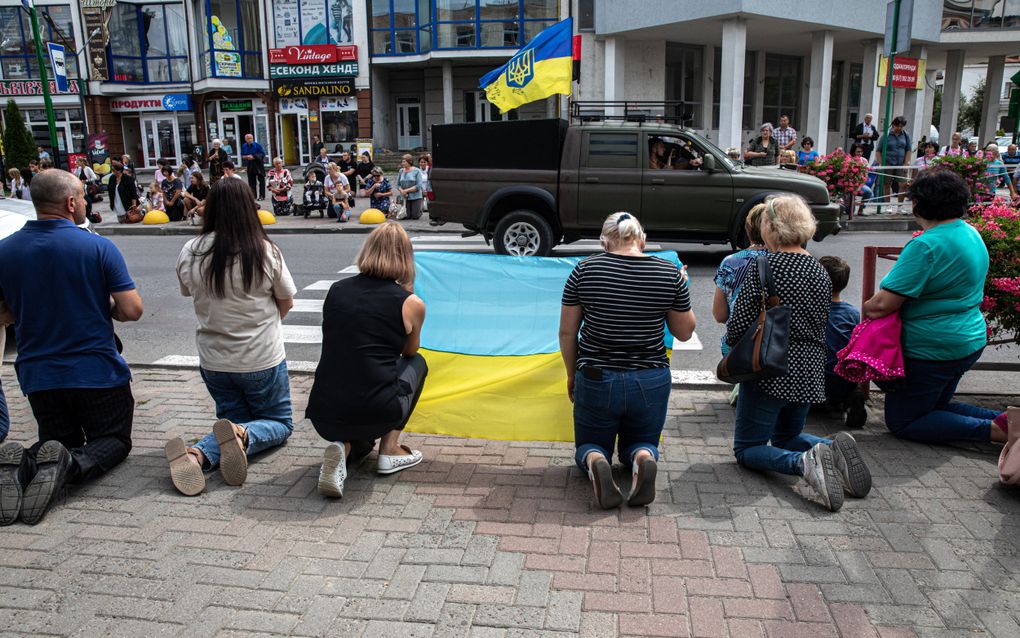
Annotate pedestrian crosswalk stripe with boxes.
[303,280,335,291]
[151,355,318,372]
[282,325,322,343]
[673,332,703,351]
[338,265,360,274]
[149,355,720,384]
[291,299,324,313]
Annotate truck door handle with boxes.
[651,178,665,184]
[584,177,600,183]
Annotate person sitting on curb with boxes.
[166,178,297,496]
[0,169,143,526]
[307,222,427,498]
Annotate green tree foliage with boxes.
[959,78,984,136]
[2,99,37,170]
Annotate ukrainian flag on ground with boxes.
[405,251,683,441]
[479,18,573,114]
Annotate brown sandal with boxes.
[214,419,248,486]
[165,438,205,496]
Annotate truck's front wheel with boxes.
[493,211,555,257]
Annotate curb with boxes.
[93,223,462,237]
[845,217,920,232]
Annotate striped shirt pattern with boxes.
[562,253,691,370]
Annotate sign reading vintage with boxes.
[273,78,354,98]
[0,79,81,95]
[269,45,357,65]
[269,62,358,79]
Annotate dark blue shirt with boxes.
[241,141,266,163]
[0,219,135,393]
[824,300,860,374]
[1002,151,1020,168]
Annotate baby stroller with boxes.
[303,181,327,218]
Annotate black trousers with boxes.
[26,384,134,484]
[312,354,428,462]
[247,168,266,200]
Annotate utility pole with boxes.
[25,0,61,168]
[876,0,901,211]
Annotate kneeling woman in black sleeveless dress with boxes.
[306,222,427,497]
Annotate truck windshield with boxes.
[684,131,739,170]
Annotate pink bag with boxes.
[834,313,905,383]
[1000,408,1020,485]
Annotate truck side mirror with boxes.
[702,154,716,172]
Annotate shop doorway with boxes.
[278,112,310,166]
[397,98,422,149]
[219,114,254,164]
[142,115,180,166]
[122,117,143,168]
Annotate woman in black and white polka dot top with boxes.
[725,195,872,513]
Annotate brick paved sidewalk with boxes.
[1,367,1018,637]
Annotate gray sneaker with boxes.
[802,443,844,512]
[830,432,872,498]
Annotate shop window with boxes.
[197,0,263,79]
[577,0,594,31]
[3,108,84,154]
[762,54,801,128]
[464,91,517,122]
[666,44,703,128]
[372,0,558,56]
[108,3,190,83]
[322,109,358,148]
[0,5,79,80]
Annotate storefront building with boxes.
[0,2,85,157]
[110,93,196,168]
[368,0,565,151]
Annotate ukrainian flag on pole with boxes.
[479,18,573,114]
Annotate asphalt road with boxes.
[106,229,937,372]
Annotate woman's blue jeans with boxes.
[0,379,8,441]
[194,361,294,468]
[733,382,830,476]
[881,348,996,444]
[573,367,671,472]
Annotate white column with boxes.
[805,30,834,153]
[604,37,625,116]
[858,40,881,122]
[701,44,715,137]
[442,61,454,124]
[981,55,1006,140]
[717,18,746,152]
[903,46,928,147]
[939,49,965,142]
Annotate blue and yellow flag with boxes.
[479,18,573,114]
[405,251,682,442]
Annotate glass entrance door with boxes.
[142,115,180,167]
[219,115,240,164]
[397,98,422,149]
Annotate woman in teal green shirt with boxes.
[863,169,1008,445]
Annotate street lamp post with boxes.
[24,0,61,168]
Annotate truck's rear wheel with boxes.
[493,211,555,257]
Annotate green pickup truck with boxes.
[428,117,842,256]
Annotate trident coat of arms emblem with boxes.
[505,49,534,88]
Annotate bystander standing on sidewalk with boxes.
[0,169,144,525]
[875,116,912,212]
[560,212,696,509]
[166,178,297,496]
[396,154,425,220]
[241,133,267,201]
[774,115,798,152]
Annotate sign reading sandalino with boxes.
[110,93,193,112]
[272,78,354,97]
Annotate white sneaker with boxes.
[802,443,844,512]
[318,443,347,498]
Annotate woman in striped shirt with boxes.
[559,213,697,509]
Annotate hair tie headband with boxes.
[617,213,631,222]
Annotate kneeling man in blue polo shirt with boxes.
[0,169,144,526]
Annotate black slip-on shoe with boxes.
[21,440,71,525]
[0,442,26,526]
[588,457,623,510]
[627,457,658,507]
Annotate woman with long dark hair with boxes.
[166,178,297,495]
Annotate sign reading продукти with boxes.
[269,45,357,65]
[272,77,354,97]
[269,62,358,78]
[109,93,193,112]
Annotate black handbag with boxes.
[717,255,791,384]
